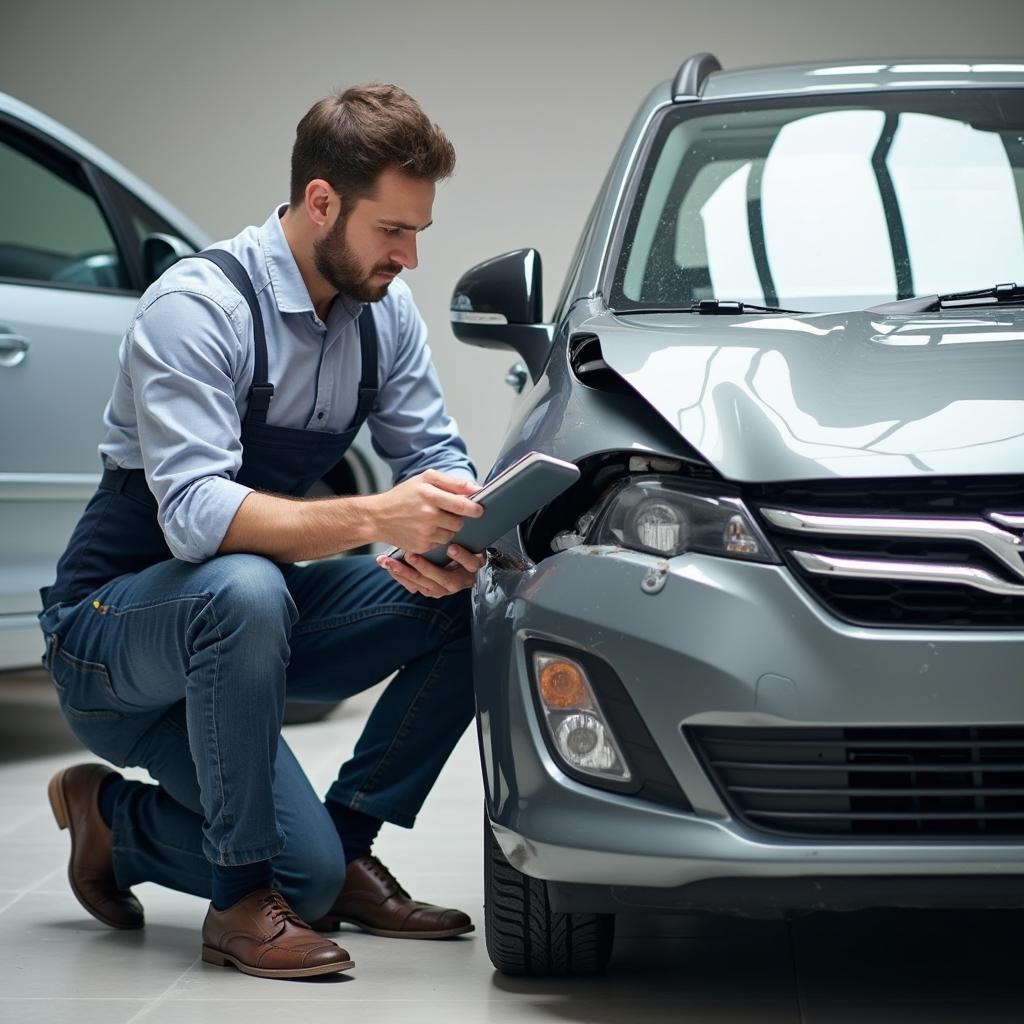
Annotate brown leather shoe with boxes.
[202,889,355,979]
[47,763,144,930]
[311,856,474,940]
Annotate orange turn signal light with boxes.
[538,658,588,709]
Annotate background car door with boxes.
[0,118,145,664]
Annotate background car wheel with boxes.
[484,815,614,976]
[283,451,379,725]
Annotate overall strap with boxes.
[187,250,274,422]
[354,304,379,427]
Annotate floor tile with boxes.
[0,999,150,1024]
[0,843,68,891]
[0,890,201,999]
[4,668,1024,1021]
[153,922,799,1023]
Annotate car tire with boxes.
[484,815,615,976]
[282,451,379,725]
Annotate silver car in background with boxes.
[0,93,383,671]
[452,56,1024,975]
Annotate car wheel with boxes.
[484,815,614,976]
[283,451,379,725]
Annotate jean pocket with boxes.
[49,646,150,767]
[60,707,140,768]
[50,646,125,719]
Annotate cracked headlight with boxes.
[588,477,778,563]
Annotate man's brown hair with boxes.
[290,84,456,209]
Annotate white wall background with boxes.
[4,0,1023,471]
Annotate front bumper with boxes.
[473,545,1024,895]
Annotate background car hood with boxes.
[587,308,1024,482]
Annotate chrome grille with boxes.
[748,477,1024,629]
[688,726,1024,839]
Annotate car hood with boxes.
[585,308,1024,482]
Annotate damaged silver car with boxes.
[453,54,1024,975]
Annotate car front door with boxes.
[0,117,141,664]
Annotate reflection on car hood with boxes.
[589,308,1024,482]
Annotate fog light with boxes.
[532,651,631,782]
[556,713,620,771]
[538,658,589,709]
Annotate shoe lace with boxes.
[362,856,410,898]
[259,890,310,930]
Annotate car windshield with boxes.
[610,89,1024,314]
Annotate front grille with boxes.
[781,543,1023,628]
[688,726,1024,839]
[747,476,1024,629]
[749,476,1024,516]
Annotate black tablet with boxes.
[386,452,580,566]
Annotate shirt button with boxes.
[317,411,325,420]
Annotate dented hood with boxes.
[588,308,1024,482]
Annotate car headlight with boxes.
[587,477,778,563]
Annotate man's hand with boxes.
[368,469,483,554]
[377,544,487,598]
[218,469,483,565]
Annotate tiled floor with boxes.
[2,669,1023,1023]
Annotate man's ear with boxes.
[305,180,336,228]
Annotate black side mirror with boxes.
[141,233,196,285]
[450,249,553,382]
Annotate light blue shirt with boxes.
[100,205,475,563]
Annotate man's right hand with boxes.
[368,469,483,554]
[218,469,483,565]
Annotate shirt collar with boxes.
[259,204,364,323]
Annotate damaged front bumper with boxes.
[472,544,1024,913]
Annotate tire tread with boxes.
[483,818,614,976]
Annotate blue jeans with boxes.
[39,553,474,922]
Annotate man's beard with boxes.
[313,216,401,303]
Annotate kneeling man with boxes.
[40,84,483,980]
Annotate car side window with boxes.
[0,127,129,292]
[108,178,180,244]
[101,173,196,284]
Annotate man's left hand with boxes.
[376,544,486,598]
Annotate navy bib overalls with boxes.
[42,249,379,611]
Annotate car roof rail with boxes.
[672,52,722,102]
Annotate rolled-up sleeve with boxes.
[368,284,476,485]
[127,290,254,562]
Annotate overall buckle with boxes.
[249,383,275,414]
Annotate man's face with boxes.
[313,167,435,303]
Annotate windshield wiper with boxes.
[939,282,1024,308]
[870,282,1024,314]
[621,299,806,316]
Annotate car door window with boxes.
[0,128,129,291]
[106,175,181,244]
[100,172,196,283]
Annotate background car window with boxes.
[0,131,128,290]
[101,173,196,282]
